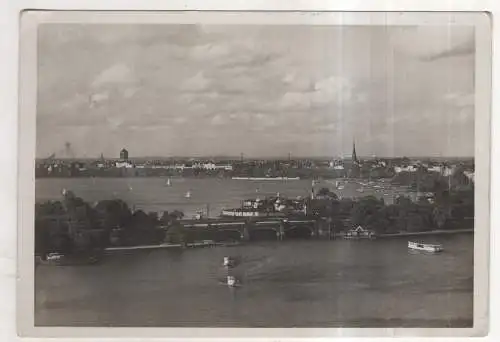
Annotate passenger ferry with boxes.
[408,241,444,253]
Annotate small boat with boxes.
[185,191,191,198]
[37,252,101,266]
[408,241,443,253]
[46,252,64,261]
[166,178,172,187]
[226,275,240,287]
[223,256,241,267]
[223,256,232,267]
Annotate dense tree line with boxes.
[35,191,187,257]
[35,184,474,257]
[307,186,474,235]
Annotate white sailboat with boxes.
[185,190,191,198]
[166,178,172,187]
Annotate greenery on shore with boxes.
[35,175,474,257]
[307,185,473,235]
[35,191,187,258]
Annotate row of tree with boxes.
[35,190,186,257]
[35,183,474,256]
[307,186,474,234]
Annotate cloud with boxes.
[422,40,475,61]
[444,92,475,107]
[89,92,110,108]
[37,24,476,158]
[92,63,135,88]
[217,53,278,70]
[188,43,231,60]
[210,114,226,126]
[181,72,211,92]
[317,123,337,132]
[279,76,353,110]
[282,72,314,91]
[123,87,140,99]
[174,117,188,124]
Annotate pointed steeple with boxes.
[352,140,358,164]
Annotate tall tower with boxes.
[120,148,129,160]
[352,140,358,164]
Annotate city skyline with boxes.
[37,24,475,158]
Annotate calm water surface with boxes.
[36,177,411,218]
[35,235,473,327]
[35,178,472,327]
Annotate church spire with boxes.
[352,140,358,164]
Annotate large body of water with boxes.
[36,177,412,218]
[35,178,473,327]
[35,235,473,327]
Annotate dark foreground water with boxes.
[35,234,473,327]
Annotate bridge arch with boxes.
[215,228,243,242]
[284,224,314,239]
[248,224,281,241]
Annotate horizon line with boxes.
[35,155,475,160]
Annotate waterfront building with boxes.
[115,161,134,168]
[394,165,418,173]
[463,170,475,183]
[343,225,376,239]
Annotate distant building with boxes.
[427,166,443,173]
[464,170,475,183]
[120,148,129,160]
[343,226,376,239]
[329,160,345,170]
[394,165,417,173]
[115,161,133,168]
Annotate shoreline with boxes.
[102,229,473,253]
[378,228,473,238]
[104,241,240,252]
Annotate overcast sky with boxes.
[37,24,475,159]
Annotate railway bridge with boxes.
[172,216,336,241]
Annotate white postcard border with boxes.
[17,10,492,338]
